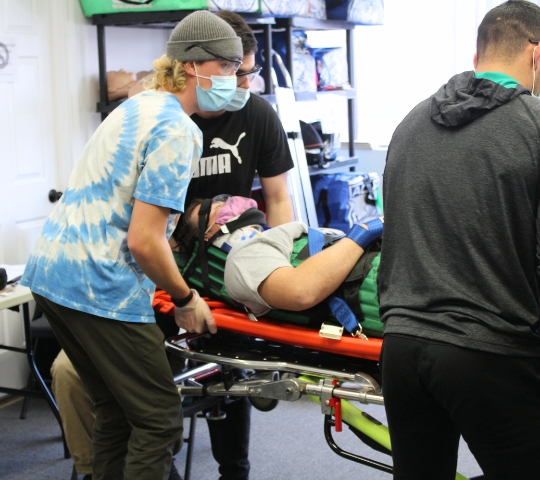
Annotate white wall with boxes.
[354,0,540,147]
[61,6,172,188]
[0,0,194,395]
[104,26,170,73]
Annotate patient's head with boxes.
[187,195,231,241]
[172,195,258,254]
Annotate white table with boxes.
[0,283,33,310]
[0,284,69,458]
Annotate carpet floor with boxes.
[0,393,483,479]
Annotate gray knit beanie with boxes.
[166,10,242,63]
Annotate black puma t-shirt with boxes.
[186,94,294,207]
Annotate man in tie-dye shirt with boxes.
[21,11,242,480]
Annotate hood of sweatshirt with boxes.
[430,71,530,128]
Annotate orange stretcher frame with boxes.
[153,290,382,362]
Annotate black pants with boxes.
[381,334,540,480]
[207,394,251,480]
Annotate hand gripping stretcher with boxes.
[161,299,477,480]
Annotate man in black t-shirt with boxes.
[182,13,294,480]
[187,11,294,228]
[189,93,294,226]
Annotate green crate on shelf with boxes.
[79,0,207,17]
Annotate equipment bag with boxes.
[260,0,307,17]
[255,30,317,93]
[311,173,382,232]
[326,0,384,25]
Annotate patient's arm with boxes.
[224,220,382,315]
[258,236,365,311]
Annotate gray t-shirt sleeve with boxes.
[224,222,308,316]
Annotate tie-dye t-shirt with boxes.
[21,90,202,323]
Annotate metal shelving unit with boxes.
[274,16,357,161]
[92,11,276,121]
[308,156,358,176]
[90,10,360,221]
[91,11,357,165]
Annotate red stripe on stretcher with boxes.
[153,290,382,361]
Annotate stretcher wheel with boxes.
[249,397,279,412]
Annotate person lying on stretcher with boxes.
[170,194,383,337]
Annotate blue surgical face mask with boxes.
[224,87,250,112]
[194,65,237,112]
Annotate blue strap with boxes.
[365,218,384,238]
[307,227,325,256]
[307,227,360,335]
[345,218,383,249]
[326,296,362,335]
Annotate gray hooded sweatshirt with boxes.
[379,70,540,357]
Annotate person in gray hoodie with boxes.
[378,1,540,479]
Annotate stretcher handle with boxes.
[323,415,393,474]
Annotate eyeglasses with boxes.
[530,38,540,45]
[185,44,242,75]
[236,63,262,82]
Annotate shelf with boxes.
[96,88,357,114]
[91,12,351,30]
[260,88,356,105]
[295,89,356,101]
[92,11,275,28]
[253,157,359,189]
[308,156,358,176]
[90,9,358,230]
[275,16,356,31]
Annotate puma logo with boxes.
[209,132,246,164]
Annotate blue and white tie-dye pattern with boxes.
[21,90,202,323]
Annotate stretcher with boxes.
[162,298,475,480]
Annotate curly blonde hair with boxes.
[146,54,187,92]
